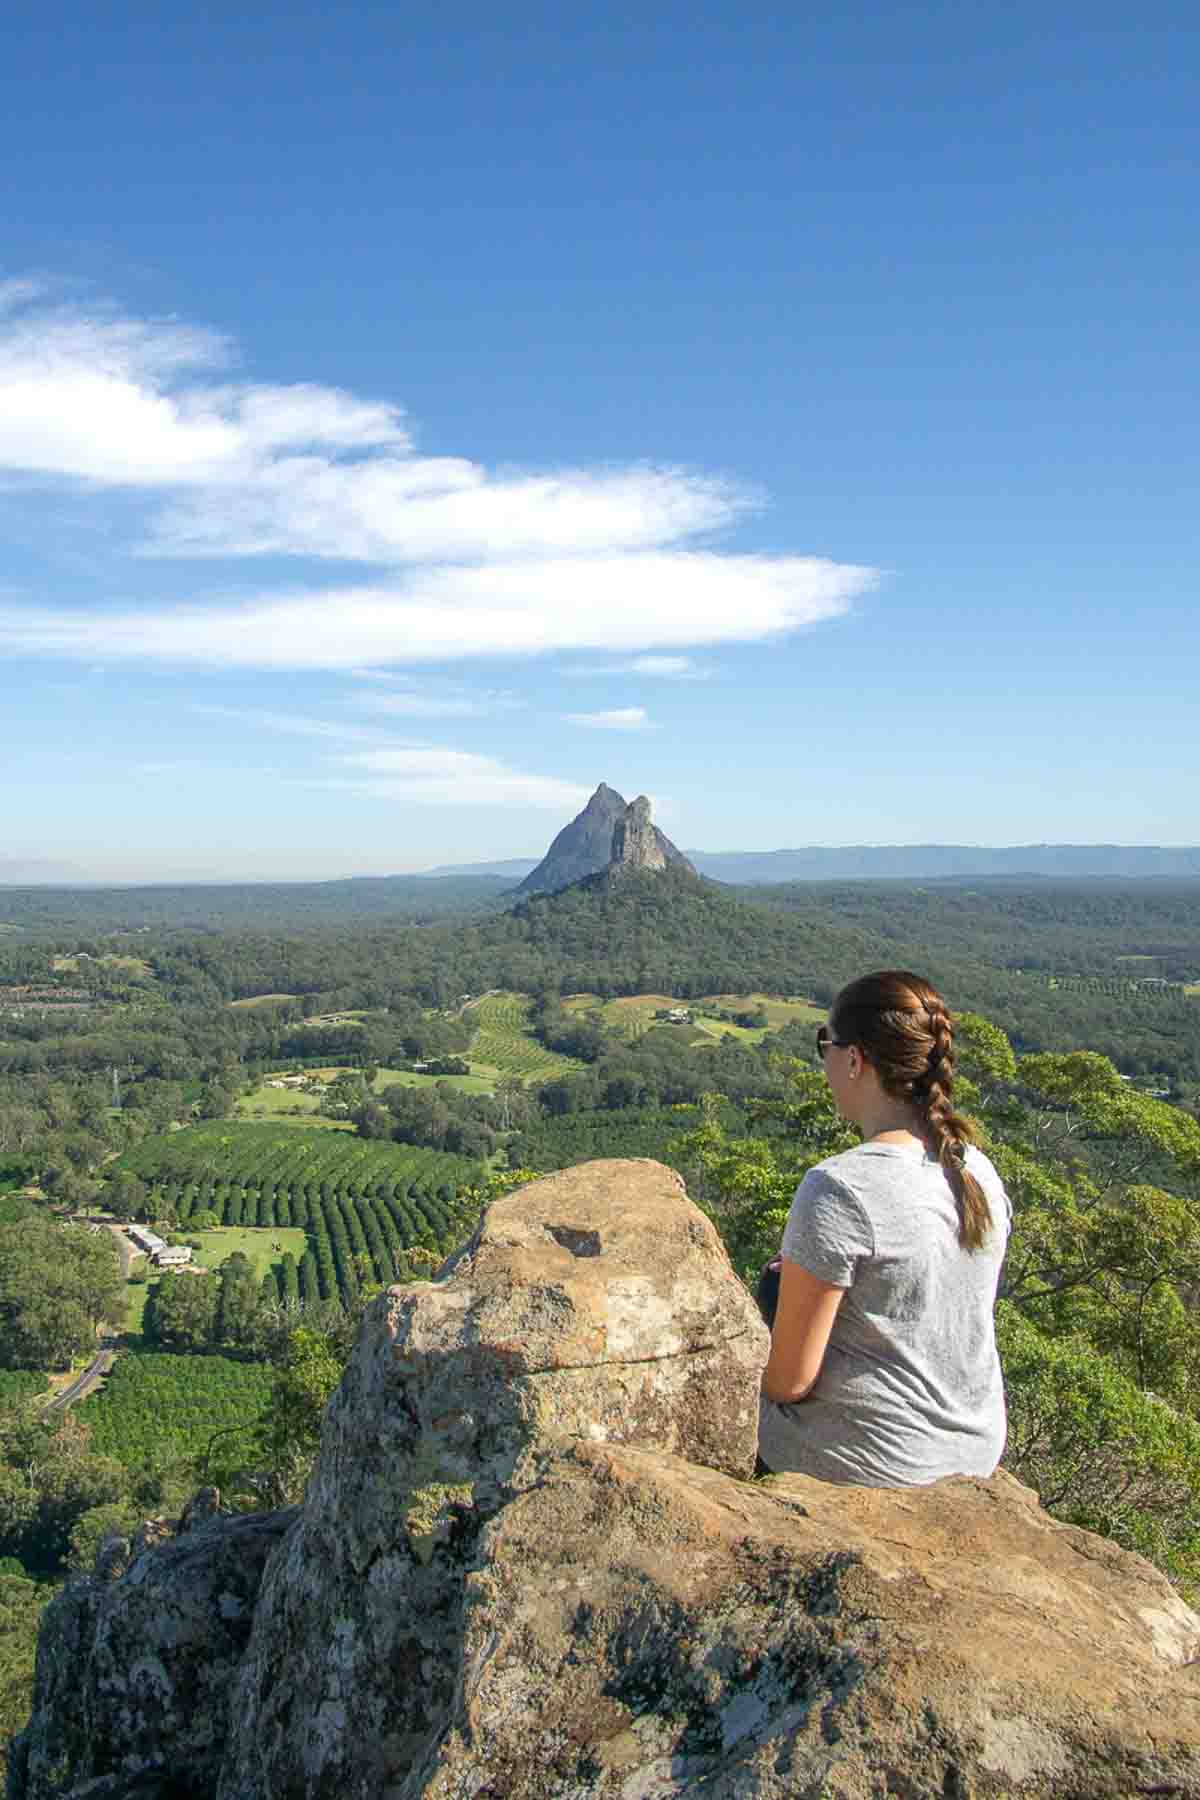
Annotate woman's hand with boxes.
[760,1258,846,1404]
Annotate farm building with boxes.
[126,1224,167,1256]
[152,1245,194,1268]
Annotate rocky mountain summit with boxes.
[13,1160,1200,1800]
[518,784,694,894]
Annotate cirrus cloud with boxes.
[327,747,591,810]
[0,284,879,671]
[564,707,653,731]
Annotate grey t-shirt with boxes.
[758,1142,1011,1487]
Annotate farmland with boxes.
[110,1124,481,1307]
[465,991,584,1082]
[561,990,826,1046]
[234,1081,353,1125]
[236,1060,497,1124]
[374,1066,497,1095]
[78,1352,272,1470]
[113,1122,477,1204]
[187,1226,308,1278]
[699,992,827,1028]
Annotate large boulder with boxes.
[406,1443,1200,1798]
[12,1159,1200,1799]
[217,1160,766,1798]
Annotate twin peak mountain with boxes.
[517,783,696,896]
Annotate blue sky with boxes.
[2,0,1196,880]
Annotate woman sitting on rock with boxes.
[757,970,1011,1486]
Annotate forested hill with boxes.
[75,868,1199,1083]
[735,879,1200,982]
[4,870,1199,1078]
[0,873,514,933]
[147,868,878,1010]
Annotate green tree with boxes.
[144,1272,218,1351]
[0,1219,124,1371]
[254,1325,348,1505]
[0,1571,49,1788]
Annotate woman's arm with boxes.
[760,1257,846,1404]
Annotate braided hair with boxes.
[830,970,993,1251]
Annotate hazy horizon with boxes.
[5,835,1200,889]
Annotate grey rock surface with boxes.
[217,1160,766,1799]
[610,795,668,874]
[518,784,693,893]
[13,1159,1200,1800]
[407,1444,1200,1799]
[9,1507,296,1800]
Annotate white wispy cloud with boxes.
[0,285,880,670]
[353,693,486,718]
[568,653,708,679]
[0,553,872,669]
[351,682,522,719]
[564,707,653,731]
[327,748,591,809]
[185,703,573,810]
[188,703,392,743]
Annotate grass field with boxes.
[233,1085,354,1128]
[124,1226,308,1332]
[700,992,827,1028]
[236,1064,496,1125]
[228,993,298,1009]
[236,1083,322,1118]
[466,991,583,1083]
[187,1226,308,1277]
[562,990,825,1046]
[125,1278,153,1335]
[374,1067,497,1095]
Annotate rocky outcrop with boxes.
[9,1507,296,1800]
[609,794,667,874]
[13,1160,1200,1800]
[518,785,694,894]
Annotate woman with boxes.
[757,970,1011,1486]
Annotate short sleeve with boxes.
[780,1167,874,1289]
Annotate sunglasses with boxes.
[815,1026,851,1060]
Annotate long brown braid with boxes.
[830,970,993,1250]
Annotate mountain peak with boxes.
[517,785,694,895]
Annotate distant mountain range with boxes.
[425,844,1200,883]
[0,858,90,885]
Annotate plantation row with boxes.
[114,1123,479,1204]
[466,991,583,1081]
[151,1174,461,1238]
[509,1101,747,1173]
[1046,976,1185,999]
[256,1184,452,1306]
[78,1352,272,1469]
